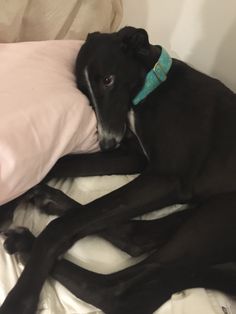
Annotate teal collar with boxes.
[132,47,172,106]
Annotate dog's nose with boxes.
[99,138,118,151]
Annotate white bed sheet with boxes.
[0,175,235,314]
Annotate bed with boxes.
[0,1,235,313]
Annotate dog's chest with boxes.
[128,104,208,177]
[128,110,149,159]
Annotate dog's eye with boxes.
[103,75,115,87]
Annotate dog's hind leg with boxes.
[99,207,193,256]
[51,192,236,313]
[24,183,191,256]
[1,228,159,313]
[0,228,193,314]
[2,193,236,314]
[24,175,191,257]
[23,181,192,257]
[2,206,193,258]
[0,173,190,314]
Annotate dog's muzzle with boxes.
[99,137,119,151]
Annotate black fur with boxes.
[0,27,236,314]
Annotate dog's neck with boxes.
[132,46,172,106]
[128,46,171,159]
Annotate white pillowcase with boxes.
[0,40,98,205]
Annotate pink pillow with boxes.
[0,40,99,205]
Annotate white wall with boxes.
[121,0,236,92]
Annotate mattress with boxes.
[0,174,235,314]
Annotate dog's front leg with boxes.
[0,173,186,314]
[44,150,146,180]
[44,133,147,181]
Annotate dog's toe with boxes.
[25,184,78,215]
[2,227,35,255]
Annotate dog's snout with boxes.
[99,137,118,151]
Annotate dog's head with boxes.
[75,27,152,151]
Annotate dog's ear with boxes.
[118,26,150,57]
[86,32,101,41]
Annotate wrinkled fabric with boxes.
[0,0,123,42]
[0,40,99,205]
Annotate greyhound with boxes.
[0,26,236,314]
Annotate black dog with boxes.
[0,26,236,314]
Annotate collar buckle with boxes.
[153,63,167,82]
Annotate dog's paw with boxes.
[25,184,80,216]
[2,227,35,255]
